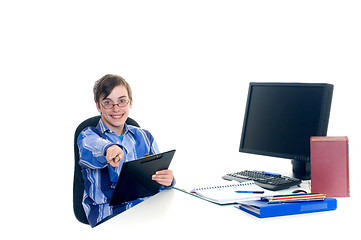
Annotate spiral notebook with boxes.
[189,181,273,205]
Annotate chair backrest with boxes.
[73,116,140,224]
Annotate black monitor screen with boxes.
[240,82,333,162]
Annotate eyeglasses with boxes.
[101,98,130,109]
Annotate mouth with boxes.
[110,113,125,120]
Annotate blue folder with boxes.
[236,198,337,218]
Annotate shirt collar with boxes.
[123,122,136,136]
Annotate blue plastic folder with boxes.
[236,198,337,218]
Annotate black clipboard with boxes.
[109,149,176,206]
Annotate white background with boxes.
[1,0,360,238]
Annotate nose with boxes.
[112,104,122,112]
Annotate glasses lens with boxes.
[102,101,113,109]
[118,99,129,107]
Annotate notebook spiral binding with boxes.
[194,182,254,191]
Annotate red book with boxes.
[310,136,350,197]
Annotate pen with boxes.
[235,190,265,194]
[261,193,326,203]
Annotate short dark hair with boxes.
[93,74,133,104]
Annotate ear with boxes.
[96,102,102,113]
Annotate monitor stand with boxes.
[292,160,311,180]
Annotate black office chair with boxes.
[73,115,140,224]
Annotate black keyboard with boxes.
[222,170,301,191]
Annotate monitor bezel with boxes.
[239,82,333,163]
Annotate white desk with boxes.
[93,186,357,239]
[70,150,360,239]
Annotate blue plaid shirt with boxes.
[77,119,173,227]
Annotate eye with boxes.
[103,100,113,106]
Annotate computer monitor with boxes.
[239,82,333,180]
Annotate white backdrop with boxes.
[1,0,360,238]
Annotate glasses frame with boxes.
[101,98,130,109]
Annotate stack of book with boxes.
[236,193,337,218]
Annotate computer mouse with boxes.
[292,189,307,194]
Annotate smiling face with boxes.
[96,85,133,136]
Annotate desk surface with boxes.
[88,150,360,239]
[94,186,357,239]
